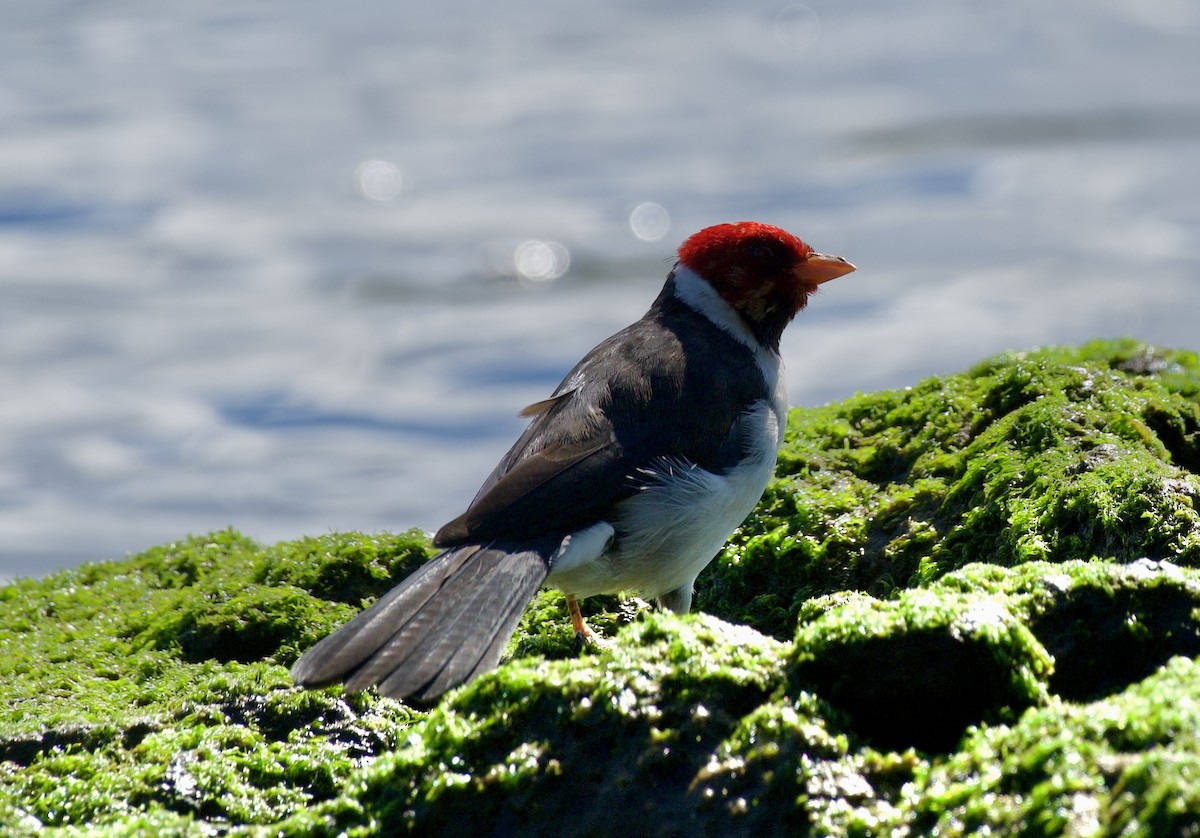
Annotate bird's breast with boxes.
[546,397,784,601]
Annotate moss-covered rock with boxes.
[696,338,1200,635]
[1,338,1198,836]
[789,583,1053,754]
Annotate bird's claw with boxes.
[567,593,610,651]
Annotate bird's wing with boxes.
[434,301,768,547]
[432,396,632,545]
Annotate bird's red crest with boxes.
[676,222,820,342]
[678,221,815,274]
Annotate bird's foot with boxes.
[567,594,609,650]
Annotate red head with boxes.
[676,221,855,347]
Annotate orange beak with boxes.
[794,252,856,285]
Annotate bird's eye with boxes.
[750,244,776,262]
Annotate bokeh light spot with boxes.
[774,5,821,51]
[514,240,570,284]
[628,202,671,242]
[354,159,405,202]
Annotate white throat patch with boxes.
[670,264,759,351]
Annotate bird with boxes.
[291,221,855,702]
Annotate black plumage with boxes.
[291,277,767,701]
[435,278,768,546]
[290,541,552,702]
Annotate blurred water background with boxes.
[2,0,1197,578]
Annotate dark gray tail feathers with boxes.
[290,542,551,702]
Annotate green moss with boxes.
[507,589,636,660]
[221,611,790,837]
[0,531,424,833]
[909,656,1200,836]
[1,339,1199,835]
[694,697,931,837]
[937,559,1200,701]
[789,586,1052,753]
[330,612,787,837]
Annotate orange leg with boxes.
[566,594,602,644]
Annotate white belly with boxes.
[546,397,784,608]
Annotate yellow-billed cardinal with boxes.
[291,221,855,701]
